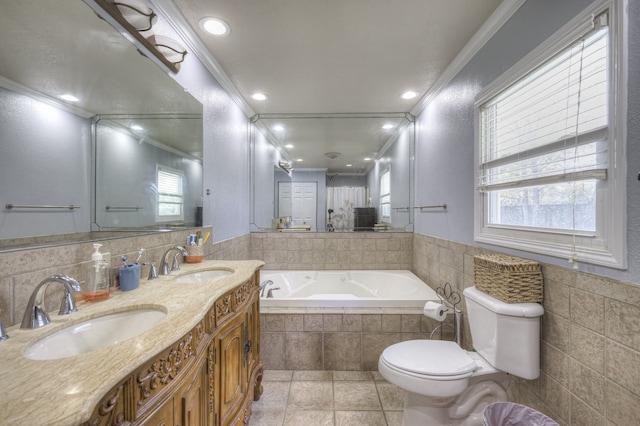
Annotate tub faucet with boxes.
[0,316,8,342]
[259,280,273,297]
[20,275,81,330]
[266,287,280,298]
[160,246,188,275]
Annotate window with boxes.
[474,2,626,269]
[157,165,184,222]
[380,167,391,222]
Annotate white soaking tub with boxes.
[259,270,438,309]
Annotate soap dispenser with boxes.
[86,243,110,302]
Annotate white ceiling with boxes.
[170,0,504,172]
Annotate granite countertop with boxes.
[0,259,264,426]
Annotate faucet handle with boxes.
[0,312,8,342]
[144,262,158,280]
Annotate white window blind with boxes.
[477,17,609,193]
[157,166,184,220]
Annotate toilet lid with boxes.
[381,340,477,376]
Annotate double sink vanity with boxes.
[0,259,265,426]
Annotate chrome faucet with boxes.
[20,275,81,329]
[259,280,273,297]
[159,246,188,275]
[0,316,8,342]
[266,287,281,298]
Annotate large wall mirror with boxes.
[250,114,414,233]
[0,0,202,251]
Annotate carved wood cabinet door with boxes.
[174,355,208,426]
[215,313,247,425]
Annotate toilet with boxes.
[378,286,544,426]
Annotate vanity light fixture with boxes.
[401,91,418,99]
[114,0,157,31]
[364,157,372,161]
[131,124,144,131]
[59,94,79,102]
[153,35,187,65]
[382,123,394,130]
[273,125,285,131]
[252,93,268,101]
[346,164,353,167]
[285,144,294,149]
[199,17,231,36]
[296,158,304,162]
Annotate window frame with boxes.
[473,0,627,269]
[379,166,391,223]
[156,164,185,223]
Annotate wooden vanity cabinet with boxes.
[84,272,263,426]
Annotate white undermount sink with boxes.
[174,269,233,284]
[23,307,167,360]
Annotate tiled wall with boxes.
[250,231,413,270]
[260,312,454,371]
[0,228,251,327]
[413,232,640,426]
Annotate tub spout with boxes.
[266,287,280,298]
[259,280,273,297]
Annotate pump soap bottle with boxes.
[86,243,110,302]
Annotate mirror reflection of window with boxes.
[380,167,391,223]
[157,166,184,222]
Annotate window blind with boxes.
[477,15,609,192]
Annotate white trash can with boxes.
[483,402,559,426]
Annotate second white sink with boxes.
[174,269,233,284]
[23,307,167,360]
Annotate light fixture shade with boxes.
[114,0,157,31]
[153,35,188,65]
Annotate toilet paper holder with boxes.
[432,282,462,346]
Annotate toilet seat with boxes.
[380,340,477,378]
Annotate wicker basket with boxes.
[473,254,543,303]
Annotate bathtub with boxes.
[259,270,439,309]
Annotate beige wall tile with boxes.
[323,332,362,370]
[542,374,571,422]
[570,396,605,426]
[542,342,571,387]
[381,314,402,332]
[569,324,605,374]
[605,340,640,396]
[604,381,640,426]
[361,333,403,370]
[569,359,605,414]
[605,299,640,351]
[542,311,571,352]
[285,332,323,370]
[570,288,605,334]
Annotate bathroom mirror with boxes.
[0,0,203,251]
[250,115,414,232]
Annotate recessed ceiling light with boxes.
[273,125,285,131]
[402,91,418,99]
[296,158,304,162]
[364,157,372,161]
[199,17,230,36]
[382,123,394,130]
[346,164,353,167]
[131,125,144,131]
[251,93,268,101]
[285,144,294,149]
[60,94,79,102]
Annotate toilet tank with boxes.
[463,286,544,380]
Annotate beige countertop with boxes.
[0,259,264,426]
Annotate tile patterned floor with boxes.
[249,370,406,426]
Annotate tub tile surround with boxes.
[0,227,251,326]
[251,232,412,270]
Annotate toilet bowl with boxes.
[378,286,544,425]
[379,340,508,425]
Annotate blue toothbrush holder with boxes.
[119,263,141,291]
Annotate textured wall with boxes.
[413,0,639,283]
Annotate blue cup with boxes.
[119,263,140,291]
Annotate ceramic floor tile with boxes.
[263,370,294,382]
[249,410,285,426]
[384,411,404,426]
[332,371,373,381]
[283,410,334,426]
[371,371,387,381]
[335,411,387,426]
[376,382,406,411]
[252,381,290,412]
[292,370,333,381]
[333,381,381,411]
[288,381,334,410]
